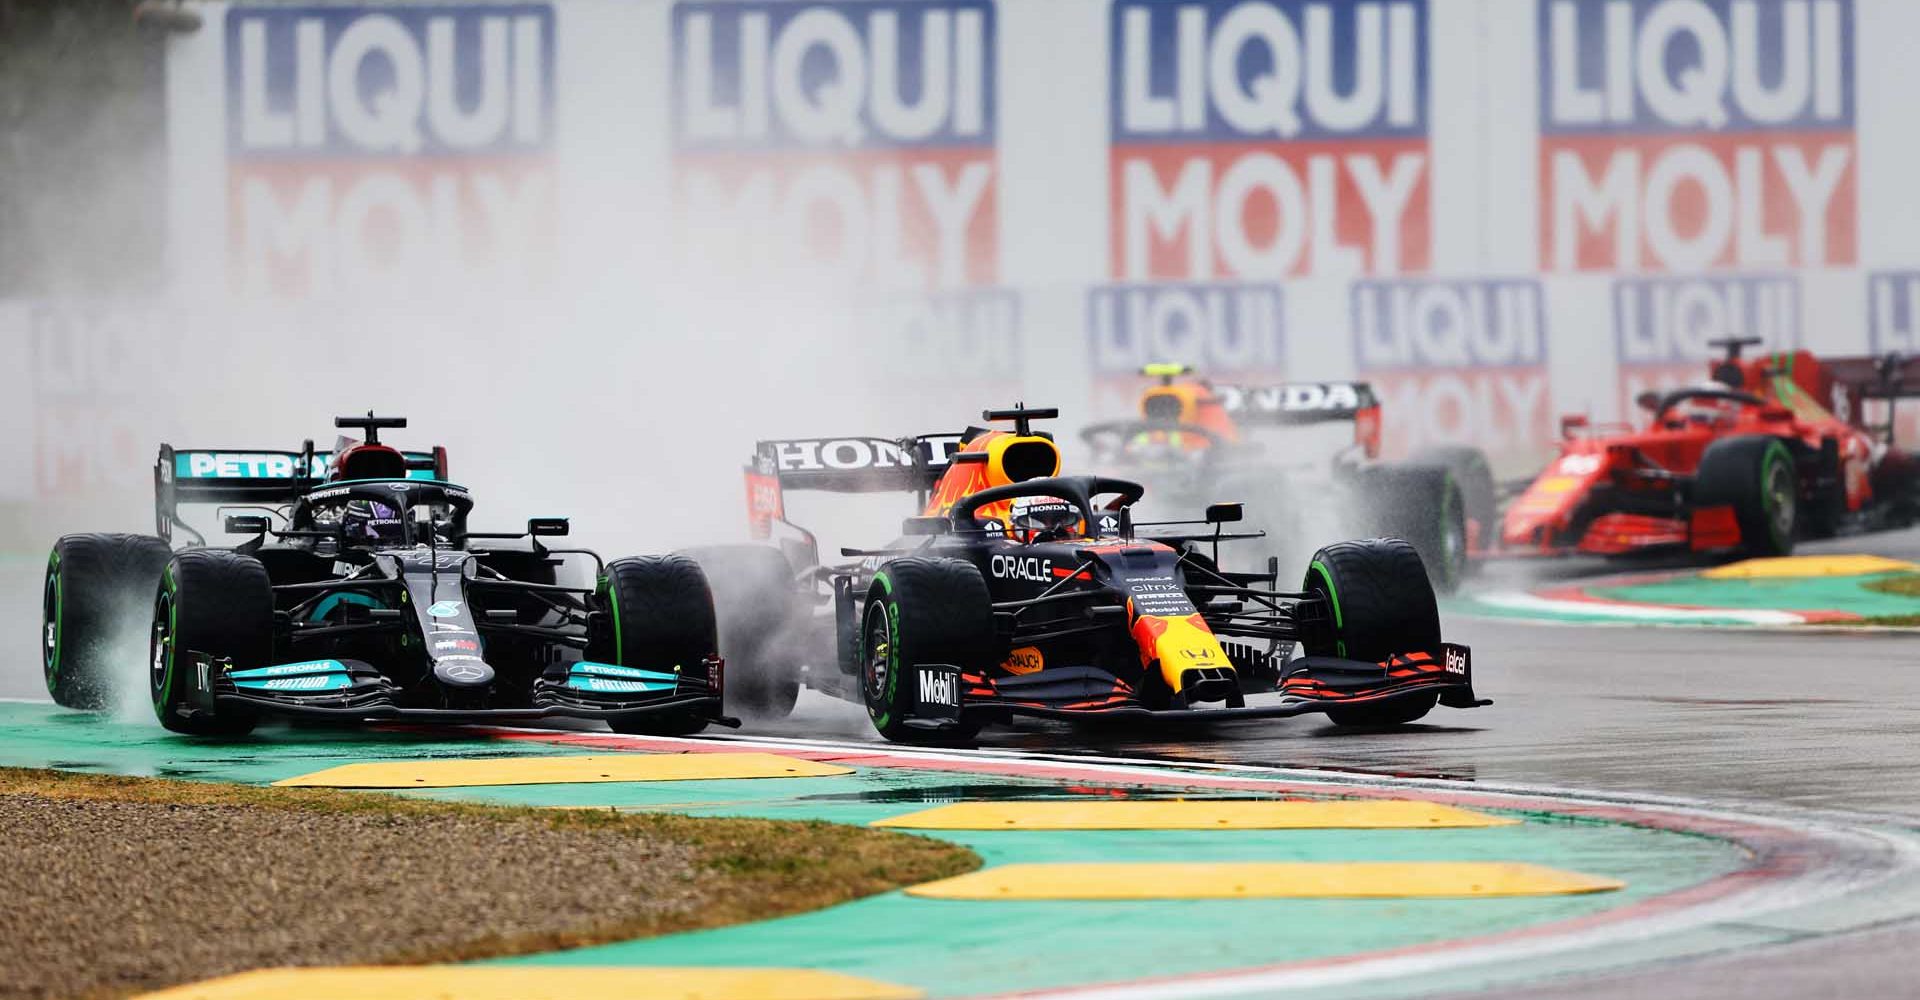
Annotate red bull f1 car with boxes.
[42,414,726,737]
[1079,365,1496,591]
[693,404,1485,744]
[1500,339,1920,558]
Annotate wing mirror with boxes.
[527,517,570,538]
[1560,414,1590,438]
[902,516,950,536]
[1635,391,1662,413]
[1205,502,1244,524]
[223,514,269,535]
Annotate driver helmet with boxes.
[1007,495,1084,543]
[342,499,405,545]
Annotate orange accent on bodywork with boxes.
[923,430,1063,530]
[1131,612,1231,693]
[1139,382,1240,445]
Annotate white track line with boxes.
[1471,590,1810,625]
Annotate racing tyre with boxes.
[680,545,805,718]
[860,557,992,744]
[1696,436,1798,558]
[1302,538,1442,727]
[593,555,719,736]
[1353,466,1468,593]
[43,533,173,710]
[152,550,269,737]
[1411,446,1496,549]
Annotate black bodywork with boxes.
[151,433,724,729]
[741,409,1483,738]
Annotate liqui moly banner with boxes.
[1539,0,1856,272]
[1108,0,1431,281]
[1351,278,1550,456]
[225,4,556,298]
[671,1,998,290]
[1614,273,1799,411]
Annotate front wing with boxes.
[899,644,1485,731]
[184,652,736,728]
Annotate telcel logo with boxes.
[1444,646,1468,675]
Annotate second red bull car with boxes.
[695,405,1486,743]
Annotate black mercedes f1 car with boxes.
[42,414,726,737]
[695,405,1485,743]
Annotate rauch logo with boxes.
[1538,0,1855,272]
[224,4,556,298]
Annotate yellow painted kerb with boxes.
[872,799,1517,830]
[135,966,921,1000]
[907,861,1624,900]
[273,752,852,789]
[1702,554,1920,579]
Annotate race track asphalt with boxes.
[5,526,1918,997]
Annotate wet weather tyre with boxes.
[43,533,172,710]
[1696,436,1798,558]
[1354,466,1468,593]
[594,555,719,736]
[152,550,268,737]
[680,545,804,718]
[860,557,992,744]
[1301,538,1442,727]
[1412,446,1496,550]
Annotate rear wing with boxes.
[1820,354,1920,399]
[1215,381,1378,423]
[155,444,445,539]
[1214,381,1382,458]
[743,434,963,539]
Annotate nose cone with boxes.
[433,658,495,687]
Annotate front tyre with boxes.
[43,533,173,710]
[1696,436,1798,558]
[860,557,992,744]
[152,550,269,737]
[1353,466,1468,593]
[592,555,720,736]
[1301,538,1442,727]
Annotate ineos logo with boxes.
[990,554,1052,581]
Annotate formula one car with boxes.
[691,404,1484,743]
[1501,339,1920,558]
[1079,365,1495,591]
[41,414,725,736]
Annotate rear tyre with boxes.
[680,545,805,718]
[1353,466,1468,593]
[43,533,173,710]
[592,555,720,736]
[860,557,991,744]
[152,550,268,737]
[1301,538,1442,727]
[1696,436,1798,558]
[1411,446,1496,550]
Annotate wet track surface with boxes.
[4,528,1918,997]
[743,525,1920,821]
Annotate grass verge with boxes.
[1853,573,1920,625]
[0,767,978,1000]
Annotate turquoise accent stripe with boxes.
[309,592,384,622]
[230,659,353,693]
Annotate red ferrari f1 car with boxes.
[1501,338,1920,558]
